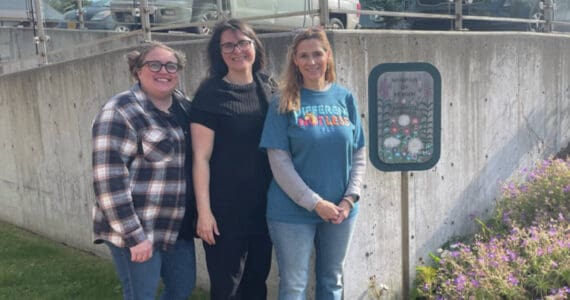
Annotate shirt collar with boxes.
[131,82,173,114]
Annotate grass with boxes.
[0,220,209,300]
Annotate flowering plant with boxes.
[413,158,570,299]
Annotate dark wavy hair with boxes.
[205,18,266,78]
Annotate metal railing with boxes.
[357,0,570,32]
[137,0,568,35]
[2,0,569,69]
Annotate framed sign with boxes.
[368,63,441,172]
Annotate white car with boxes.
[228,0,361,29]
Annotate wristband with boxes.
[348,193,360,203]
[342,197,355,209]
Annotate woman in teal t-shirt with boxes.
[259,27,366,299]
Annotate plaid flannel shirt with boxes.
[92,83,188,251]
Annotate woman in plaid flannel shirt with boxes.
[92,41,196,300]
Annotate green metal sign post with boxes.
[368,62,441,298]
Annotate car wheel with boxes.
[114,25,131,32]
[528,3,544,32]
[328,17,345,29]
[190,9,218,35]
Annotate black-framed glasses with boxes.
[220,40,253,54]
[141,61,182,74]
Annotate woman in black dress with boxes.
[189,19,275,300]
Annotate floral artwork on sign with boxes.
[376,71,435,164]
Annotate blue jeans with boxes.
[106,239,196,300]
[268,216,357,300]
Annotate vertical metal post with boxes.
[454,0,463,30]
[216,0,224,19]
[544,0,553,33]
[401,171,410,299]
[32,0,48,65]
[139,0,152,42]
[216,0,224,20]
[319,0,329,28]
[76,0,85,29]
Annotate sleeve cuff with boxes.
[124,227,147,248]
[301,192,322,211]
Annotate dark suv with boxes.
[58,0,128,31]
[362,0,570,32]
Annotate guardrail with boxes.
[1,0,568,69]
[125,0,567,37]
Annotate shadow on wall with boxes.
[556,142,570,159]
[416,100,563,268]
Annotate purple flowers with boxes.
[507,273,519,286]
[414,158,570,299]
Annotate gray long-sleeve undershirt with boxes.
[267,147,366,211]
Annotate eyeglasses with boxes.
[141,61,182,74]
[220,40,253,54]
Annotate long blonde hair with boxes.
[278,27,336,113]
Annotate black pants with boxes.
[203,233,272,300]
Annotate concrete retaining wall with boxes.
[0,27,203,75]
[0,29,569,299]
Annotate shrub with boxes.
[496,159,570,228]
[414,158,570,300]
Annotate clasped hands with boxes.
[314,199,351,224]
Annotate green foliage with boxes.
[413,157,570,299]
[0,221,209,300]
[413,265,438,298]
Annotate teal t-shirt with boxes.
[259,84,365,223]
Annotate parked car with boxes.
[360,0,570,32]
[359,1,410,29]
[228,0,361,30]
[110,0,194,31]
[58,0,130,31]
[188,0,361,34]
[187,0,220,34]
[110,0,360,34]
[108,0,218,34]
[409,0,542,30]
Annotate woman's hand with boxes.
[130,239,153,263]
[196,211,220,245]
[331,199,352,224]
[191,123,218,245]
[314,200,343,222]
